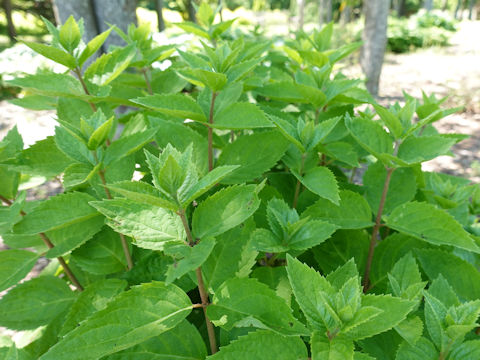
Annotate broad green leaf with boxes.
[343,295,416,340]
[164,237,216,283]
[72,227,128,275]
[87,116,114,150]
[104,320,207,360]
[107,181,177,210]
[39,282,192,360]
[84,44,136,86]
[62,163,100,191]
[59,279,127,336]
[55,126,92,165]
[251,266,292,305]
[396,336,438,360]
[103,127,158,165]
[0,276,75,330]
[256,81,306,103]
[217,131,289,184]
[303,190,373,229]
[394,315,424,345]
[286,255,340,331]
[268,114,305,152]
[363,163,417,215]
[207,278,308,336]
[6,73,85,98]
[397,135,456,164]
[192,184,261,239]
[387,253,424,299]
[59,15,81,53]
[0,126,24,161]
[416,249,480,301]
[14,192,101,235]
[133,94,207,122]
[311,332,354,360]
[2,343,33,360]
[373,104,403,138]
[295,166,340,205]
[449,340,480,360]
[385,202,480,253]
[0,250,38,292]
[9,94,57,110]
[91,199,185,250]
[423,292,447,350]
[213,103,273,129]
[177,68,227,92]
[203,221,258,293]
[297,84,327,108]
[208,330,308,360]
[174,21,210,39]
[23,42,76,68]
[226,57,262,83]
[78,28,113,66]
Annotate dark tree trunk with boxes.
[424,0,433,11]
[360,0,389,96]
[468,0,475,19]
[454,0,463,19]
[3,0,16,42]
[186,0,196,23]
[155,0,165,32]
[396,0,407,16]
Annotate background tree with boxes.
[2,0,16,42]
[360,0,389,96]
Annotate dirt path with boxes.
[379,20,480,183]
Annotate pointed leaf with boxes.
[133,94,207,122]
[295,166,340,205]
[213,103,274,129]
[0,250,38,292]
[104,127,158,165]
[397,135,456,164]
[59,15,81,52]
[78,28,113,66]
[6,73,85,98]
[396,337,438,360]
[23,42,76,68]
[107,181,177,210]
[311,332,354,360]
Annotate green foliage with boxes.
[0,12,477,359]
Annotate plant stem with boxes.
[142,67,153,95]
[207,92,218,172]
[362,167,395,292]
[177,209,218,354]
[292,153,306,209]
[73,67,97,112]
[0,195,84,291]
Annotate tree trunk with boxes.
[360,0,389,96]
[424,0,433,11]
[396,0,407,16]
[3,0,16,42]
[468,0,475,19]
[454,0,462,19]
[297,0,305,31]
[155,0,165,32]
[340,5,352,24]
[186,0,196,23]
[325,0,332,22]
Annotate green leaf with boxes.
[192,184,261,239]
[107,181,177,210]
[208,330,308,360]
[311,332,354,360]
[133,94,207,122]
[72,227,128,275]
[174,21,210,39]
[373,104,403,138]
[363,163,417,215]
[295,166,340,205]
[23,42,76,68]
[213,103,273,129]
[91,199,185,250]
[165,237,216,283]
[449,340,480,360]
[103,127,158,165]
[397,136,456,164]
[14,192,101,235]
[394,316,424,345]
[78,28,112,66]
[217,131,289,184]
[62,163,100,191]
[0,276,75,330]
[256,81,307,103]
[104,320,207,360]
[385,202,480,253]
[303,190,374,229]
[59,279,127,336]
[84,44,136,86]
[177,68,227,92]
[59,15,81,53]
[387,253,424,299]
[39,282,192,360]
[286,255,340,331]
[6,73,85,98]
[55,126,92,165]
[416,249,480,301]
[396,337,438,360]
[0,250,38,292]
[207,278,308,336]
[87,115,114,150]
[203,221,258,293]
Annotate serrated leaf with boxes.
[0,250,38,292]
[449,340,480,360]
[387,253,422,298]
[84,44,136,86]
[0,276,75,330]
[256,81,306,103]
[78,28,112,66]
[394,315,423,345]
[416,249,480,301]
[208,330,307,360]
[373,104,403,138]
[59,279,127,336]
[192,184,261,239]
[39,282,192,360]
[6,73,85,98]
[207,278,308,336]
[133,94,207,122]
[103,127,158,165]
[63,162,100,191]
[104,320,207,360]
[23,42,76,68]
[59,15,81,53]
[396,336,438,360]
[311,332,354,360]
[217,131,289,184]
[397,135,456,164]
[213,102,273,129]
[91,199,185,250]
[107,181,177,210]
[177,68,227,92]
[55,126,92,164]
[14,192,101,235]
[87,116,114,150]
[72,227,128,275]
[165,237,215,283]
[364,163,417,215]
[303,190,373,229]
[295,166,340,205]
[385,202,480,253]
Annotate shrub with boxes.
[0,5,479,359]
